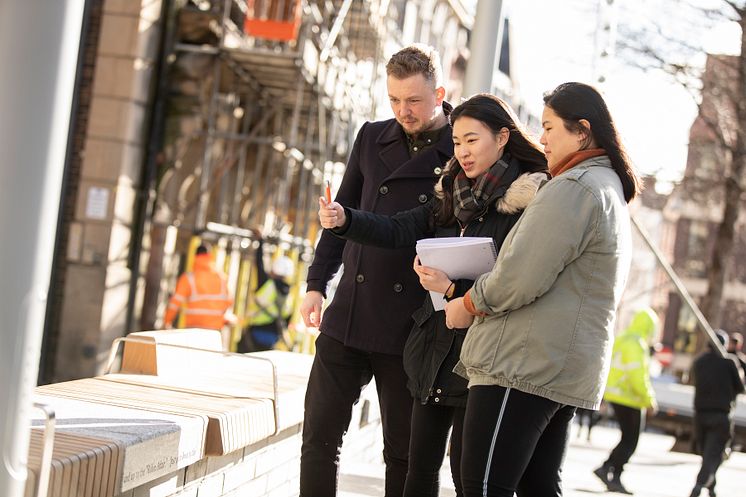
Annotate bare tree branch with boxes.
[618,0,746,334]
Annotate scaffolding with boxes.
[142,0,394,346]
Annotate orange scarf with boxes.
[549,148,606,177]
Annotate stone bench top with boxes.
[26,332,314,497]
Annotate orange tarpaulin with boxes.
[244,0,302,42]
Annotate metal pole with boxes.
[195,0,233,230]
[0,2,85,496]
[278,78,305,224]
[462,0,504,97]
[229,95,254,226]
[218,111,238,224]
[195,58,222,231]
[294,101,317,235]
[319,0,354,62]
[631,215,727,357]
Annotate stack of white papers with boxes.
[415,237,497,311]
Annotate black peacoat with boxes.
[306,114,454,355]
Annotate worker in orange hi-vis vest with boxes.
[163,244,236,333]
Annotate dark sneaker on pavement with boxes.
[607,478,633,495]
[593,466,611,486]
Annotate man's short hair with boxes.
[196,244,209,255]
[714,329,729,348]
[386,44,443,88]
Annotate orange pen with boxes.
[325,180,332,204]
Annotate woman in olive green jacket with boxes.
[444,82,643,497]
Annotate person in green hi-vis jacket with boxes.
[594,308,659,494]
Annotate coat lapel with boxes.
[376,118,453,181]
[377,120,410,176]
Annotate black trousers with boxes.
[404,400,465,497]
[693,410,732,490]
[604,402,643,476]
[575,407,600,436]
[300,333,413,497]
[460,385,576,497]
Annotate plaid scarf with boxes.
[453,154,522,225]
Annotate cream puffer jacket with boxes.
[454,156,632,409]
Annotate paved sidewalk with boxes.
[339,424,745,496]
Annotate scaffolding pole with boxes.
[195,58,223,231]
[229,93,255,226]
[0,2,85,496]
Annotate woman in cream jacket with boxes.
[444,82,643,497]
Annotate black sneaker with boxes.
[593,466,611,486]
[607,478,633,495]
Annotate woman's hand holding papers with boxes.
[318,197,346,229]
[413,255,451,293]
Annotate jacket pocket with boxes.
[459,316,502,373]
[411,299,434,325]
[403,303,436,395]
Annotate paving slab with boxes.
[336,424,746,497]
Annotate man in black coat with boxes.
[299,44,454,497]
[689,330,745,497]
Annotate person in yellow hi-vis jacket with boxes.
[238,237,293,352]
[594,308,659,494]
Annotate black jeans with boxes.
[460,386,576,497]
[693,410,732,490]
[404,400,465,497]
[604,402,643,476]
[300,333,413,497]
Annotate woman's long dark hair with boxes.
[542,82,642,203]
[434,94,548,226]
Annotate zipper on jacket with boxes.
[456,205,488,237]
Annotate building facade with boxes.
[41,0,531,382]
[659,54,746,366]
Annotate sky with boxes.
[492,0,742,188]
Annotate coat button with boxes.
[418,194,428,203]
[356,274,365,283]
[436,388,442,394]
[434,167,442,175]
[393,282,403,292]
[434,397,440,402]
[379,185,389,195]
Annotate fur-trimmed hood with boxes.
[433,165,547,216]
[495,172,547,214]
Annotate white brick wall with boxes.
[117,387,384,497]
